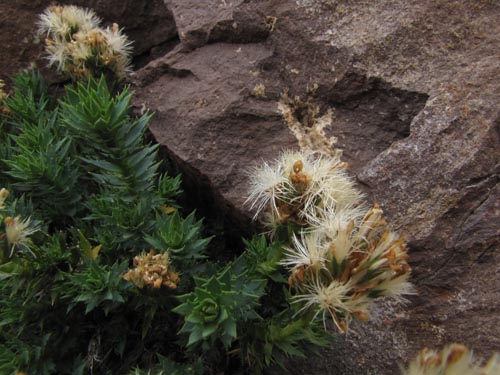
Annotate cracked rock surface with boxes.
[2,0,500,374]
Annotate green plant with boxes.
[0,68,331,375]
[0,71,208,374]
[173,260,266,350]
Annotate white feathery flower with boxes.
[311,206,365,264]
[260,209,283,237]
[45,37,70,71]
[0,188,9,212]
[292,276,355,332]
[376,274,414,301]
[328,228,356,265]
[245,158,289,219]
[283,151,361,221]
[358,203,386,241]
[38,5,133,80]
[301,156,361,219]
[281,232,327,270]
[38,5,100,38]
[68,32,92,62]
[59,6,100,32]
[247,150,413,333]
[102,24,133,78]
[246,150,361,227]
[4,216,40,257]
[371,230,404,259]
[38,9,71,38]
[311,205,366,235]
[103,23,133,57]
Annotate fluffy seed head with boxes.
[281,232,327,271]
[38,5,132,80]
[246,150,362,228]
[38,5,100,38]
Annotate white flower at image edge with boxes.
[0,188,9,212]
[5,216,40,257]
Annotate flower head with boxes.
[38,5,132,80]
[248,150,412,333]
[101,23,133,78]
[287,204,412,332]
[123,249,180,289]
[246,150,361,229]
[403,344,500,375]
[38,5,100,39]
[4,216,40,257]
[281,231,327,275]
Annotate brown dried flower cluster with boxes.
[123,250,180,289]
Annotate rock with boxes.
[0,0,176,82]
[133,41,296,236]
[133,0,500,374]
[164,0,269,49]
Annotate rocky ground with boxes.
[2,1,500,374]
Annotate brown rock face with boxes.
[133,1,500,373]
[3,0,500,373]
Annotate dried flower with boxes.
[38,5,100,38]
[123,249,180,289]
[246,151,361,229]
[403,344,500,375]
[247,150,412,332]
[4,216,40,257]
[38,5,132,80]
[284,204,412,332]
[251,83,266,98]
[282,232,327,273]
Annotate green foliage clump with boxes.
[0,71,206,375]
[0,70,331,375]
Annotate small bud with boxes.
[293,160,303,173]
[153,278,162,289]
[445,344,467,365]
